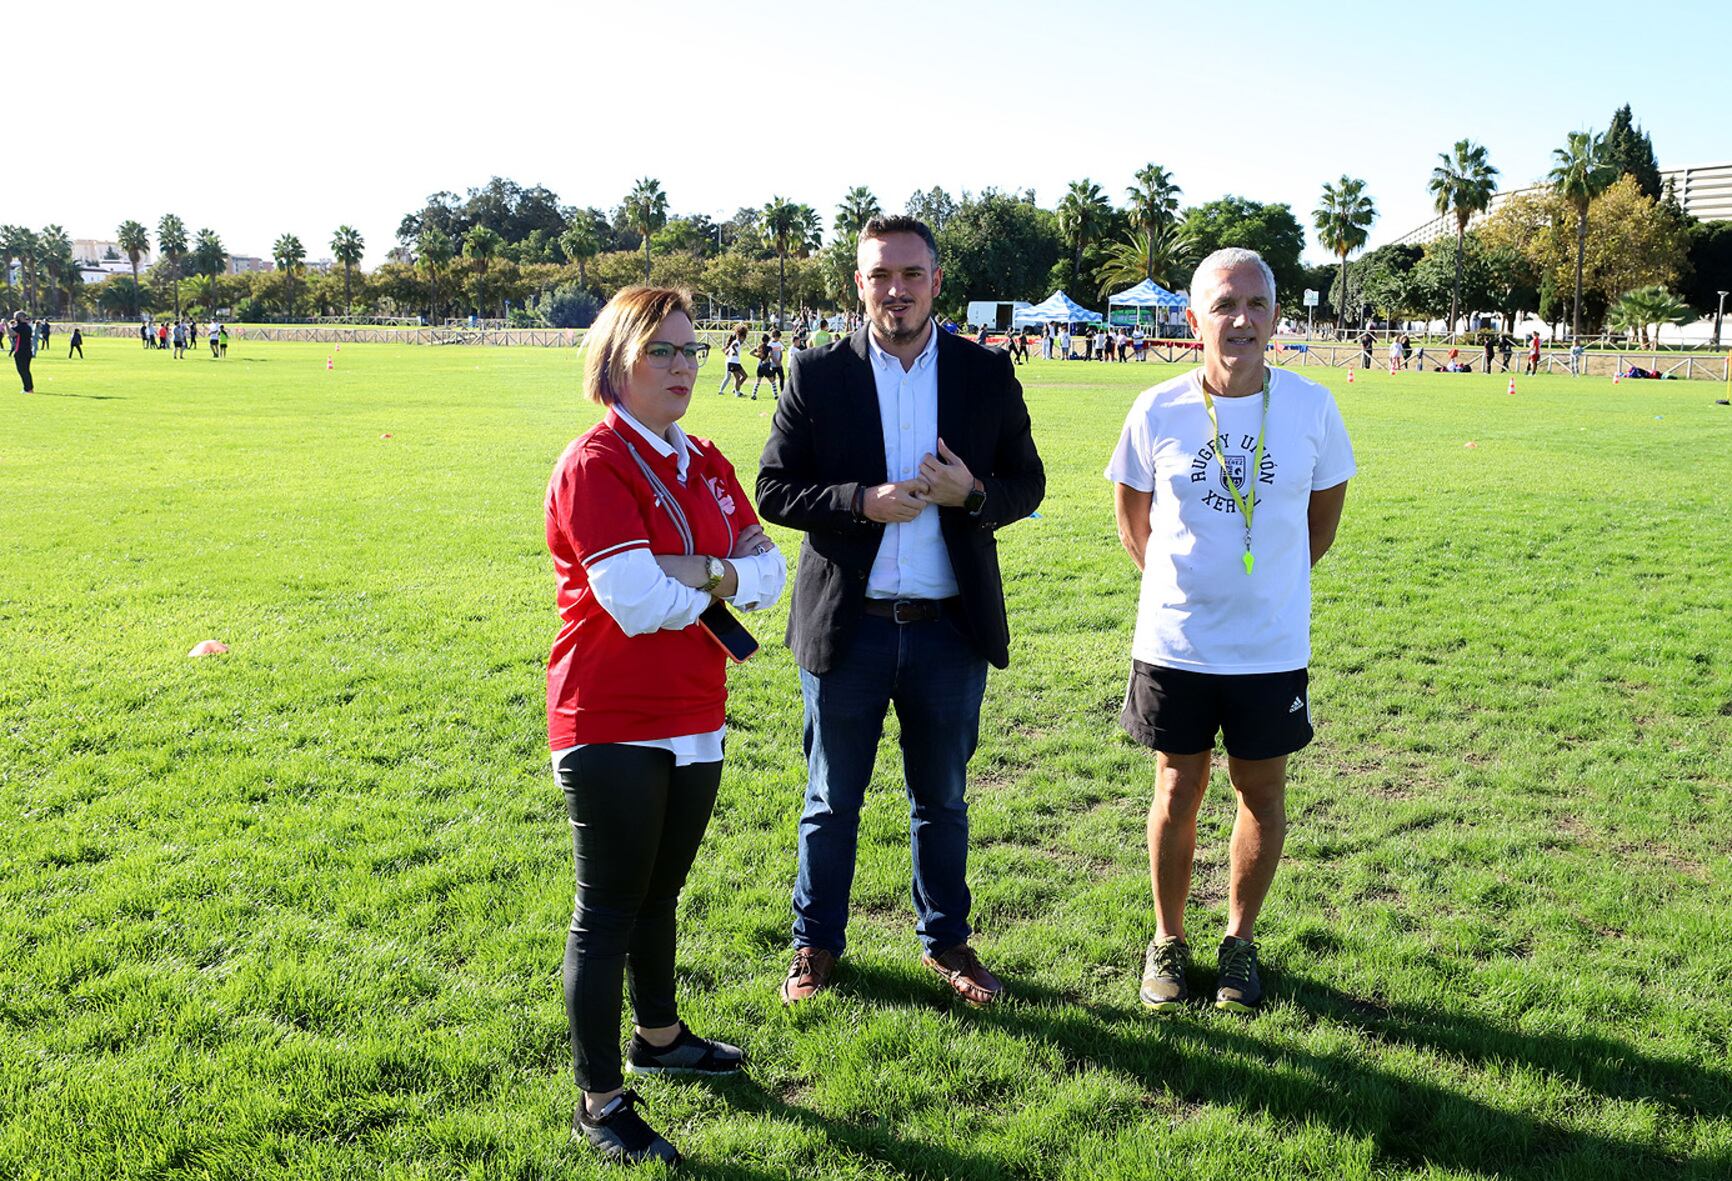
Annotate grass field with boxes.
[3,338,1730,1179]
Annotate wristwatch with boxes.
[963,478,987,517]
[701,556,726,592]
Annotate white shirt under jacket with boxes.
[865,323,959,601]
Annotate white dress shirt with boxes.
[865,324,959,601]
[555,405,787,768]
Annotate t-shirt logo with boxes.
[707,476,736,515]
[1220,454,1247,495]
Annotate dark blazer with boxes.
[756,325,1045,675]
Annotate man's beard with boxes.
[874,307,927,344]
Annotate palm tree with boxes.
[40,225,75,315]
[1609,285,1690,348]
[418,227,454,323]
[835,186,881,237]
[1313,177,1377,330]
[192,229,227,318]
[559,219,601,291]
[1126,164,1182,237]
[272,233,306,318]
[117,220,151,318]
[1094,224,1198,297]
[1549,129,1617,342]
[1427,140,1499,336]
[2,226,42,309]
[623,177,669,283]
[157,214,188,322]
[331,226,364,313]
[1057,180,1113,287]
[761,196,803,328]
[464,225,504,316]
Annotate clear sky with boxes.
[20,0,1727,268]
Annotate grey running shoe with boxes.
[1140,936,1191,1012]
[624,1021,744,1077]
[1215,937,1264,1013]
[573,1089,679,1165]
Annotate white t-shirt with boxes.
[1106,366,1355,674]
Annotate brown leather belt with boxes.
[862,598,953,624]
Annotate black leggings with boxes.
[557,744,720,1093]
[14,349,31,393]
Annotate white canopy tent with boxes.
[1011,290,1103,327]
[1106,279,1188,333]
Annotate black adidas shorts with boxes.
[1121,661,1313,760]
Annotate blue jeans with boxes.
[792,612,989,957]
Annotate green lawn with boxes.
[2,339,1729,1180]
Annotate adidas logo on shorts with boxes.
[1288,696,1305,714]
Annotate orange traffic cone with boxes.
[1348,367,1355,384]
[326,356,334,371]
[1506,377,1516,396]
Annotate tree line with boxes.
[5,105,1724,337]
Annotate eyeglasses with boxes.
[641,341,711,368]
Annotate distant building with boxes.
[304,258,334,275]
[228,256,273,274]
[1390,161,1732,247]
[72,237,146,266]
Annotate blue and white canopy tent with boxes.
[1106,279,1189,333]
[1011,290,1103,327]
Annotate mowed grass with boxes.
[2,337,1730,1180]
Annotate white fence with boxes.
[60,322,1732,381]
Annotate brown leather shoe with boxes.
[780,947,836,1003]
[921,943,1004,1006]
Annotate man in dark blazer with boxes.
[756,215,1044,1006]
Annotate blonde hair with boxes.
[582,286,696,406]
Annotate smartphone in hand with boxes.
[699,601,759,663]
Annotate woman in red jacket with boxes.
[545,286,785,1165]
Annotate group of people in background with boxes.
[1360,328,1548,374]
[138,317,229,358]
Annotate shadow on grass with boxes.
[825,961,1729,1179]
[698,1074,1009,1181]
[29,390,127,400]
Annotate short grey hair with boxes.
[1189,247,1277,308]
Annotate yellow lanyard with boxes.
[1200,369,1270,575]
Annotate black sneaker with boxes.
[625,1021,744,1077]
[573,1089,679,1165]
[1139,936,1191,1012]
[1215,937,1264,1013]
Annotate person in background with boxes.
[1525,330,1541,376]
[218,324,229,356]
[768,328,787,396]
[545,285,786,1165]
[12,311,35,393]
[209,322,220,357]
[810,318,834,348]
[36,319,50,355]
[717,324,748,395]
[68,326,83,359]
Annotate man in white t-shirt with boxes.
[1106,247,1354,1015]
